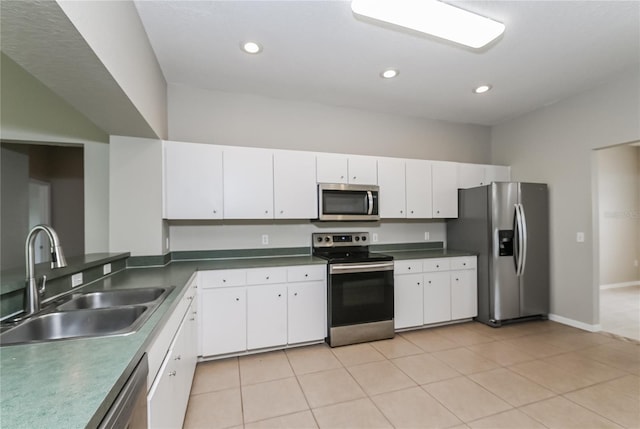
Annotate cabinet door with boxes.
[406,160,432,218]
[457,163,486,189]
[316,154,348,183]
[247,284,288,350]
[450,270,478,320]
[432,162,458,218]
[348,156,377,184]
[200,288,247,356]
[394,273,424,329]
[288,281,326,344]
[147,344,178,429]
[423,272,451,324]
[223,147,274,219]
[485,165,511,183]
[274,151,318,219]
[164,141,223,219]
[377,157,406,218]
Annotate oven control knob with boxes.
[324,237,331,242]
[316,236,323,243]
[355,236,360,241]
[361,236,367,241]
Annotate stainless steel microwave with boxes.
[318,183,380,221]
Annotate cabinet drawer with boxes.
[394,260,423,275]
[422,258,451,272]
[246,267,287,285]
[287,265,326,282]
[199,270,246,288]
[450,256,476,270]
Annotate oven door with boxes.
[328,261,394,327]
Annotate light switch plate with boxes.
[103,263,111,275]
[71,273,83,288]
[576,232,585,243]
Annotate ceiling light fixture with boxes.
[351,0,505,49]
[381,69,399,79]
[473,84,492,94]
[241,41,262,54]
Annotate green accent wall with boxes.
[0,53,108,144]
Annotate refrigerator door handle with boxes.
[514,204,524,276]
[518,203,528,276]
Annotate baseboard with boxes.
[600,281,640,290]
[548,313,601,333]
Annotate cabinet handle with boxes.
[194,285,198,288]
[223,279,226,283]
[407,267,411,270]
[213,210,217,214]
[455,278,459,281]
[235,297,239,301]
[266,276,270,280]
[280,210,284,214]
[428,281,432,284]
[353,176,356,180]
[294,292,298,296]
[436,265,440,268]
[189,317,195,321]
[265,210,269,214]
[400,210,403,214]
[437,210,441,214]
[410,210,414,214]
[304,273,308,277]
[187,295,194,300]
[417,282,421,286]
[168,371,177,377]
[340,175,344,179]
[463,263,467,266]
[175,355,181,361]
[278,293,282,297]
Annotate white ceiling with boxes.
[134,0,640,126]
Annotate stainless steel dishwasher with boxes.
[98,354,148,429]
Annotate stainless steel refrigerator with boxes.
[447,182,549,327]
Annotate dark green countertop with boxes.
[0,255,326,429]
[377,248,477,260]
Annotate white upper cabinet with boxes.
[316,154,377,185]
[348,155,378,184]
[273,151,318,219]
[457,163,511,188]
[316,154,348,183]
[432,161,458,218]
[223,147,274,219]
[377,157,406,218]
[406,159,432,218]
[163,141,223,219]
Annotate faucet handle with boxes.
[38,275,47,294]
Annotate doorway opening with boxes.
[595,142,640,341]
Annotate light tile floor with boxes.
[600,285,640,342]
[184,321,640,429]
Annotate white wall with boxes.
[491,68,640,328]
[168,84,492,163]
[57,0,168,139]
[109,136,165,256]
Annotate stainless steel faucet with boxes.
[24,225,68,316]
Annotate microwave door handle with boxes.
[367,191,373,215]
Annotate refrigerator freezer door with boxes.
[490,183,520,321]
[518,183,550,316]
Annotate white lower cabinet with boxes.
[247,284,288,350]
[199,265,326,357]
[147,279,198,429]
[394,256,477,329]
[200,288,247,356]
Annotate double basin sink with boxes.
[0,286,175,346]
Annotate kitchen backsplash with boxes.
[167,219,446,251]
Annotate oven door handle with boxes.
[330,261,394,274]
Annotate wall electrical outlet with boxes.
[103,263,112,275]
[424,231,430,241]
[71,273,83,288]
[372,233,379,242]
[262,234,269,245]
[576,232,585,243]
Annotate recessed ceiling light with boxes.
[351,0,505,49]
[241,41,262,54]
[381,69,399,79]
[474,84,492,94]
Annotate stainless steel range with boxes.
[312,232,394,347]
